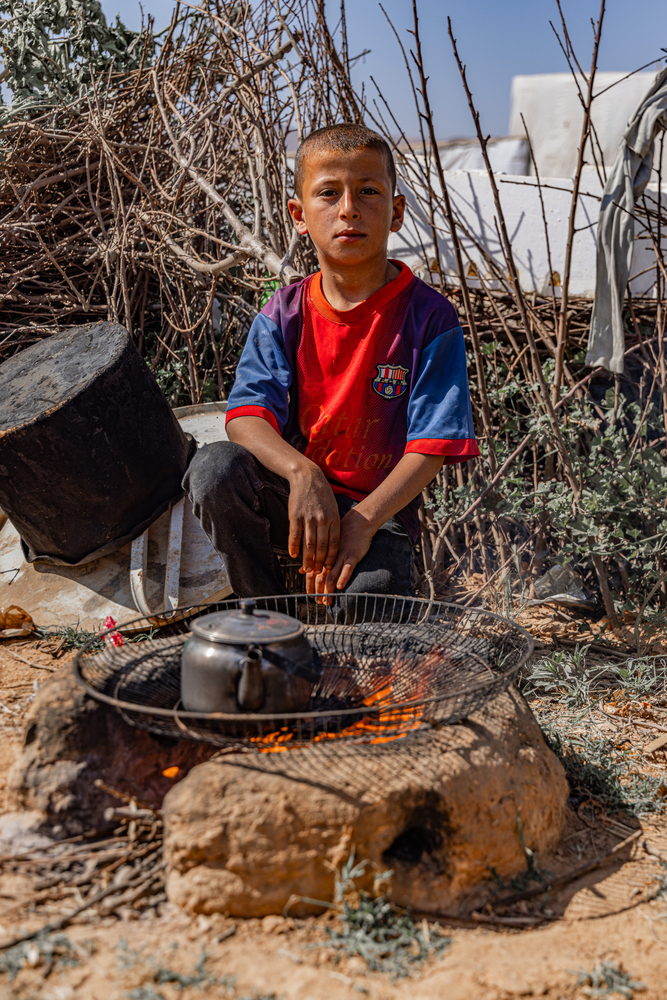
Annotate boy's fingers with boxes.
[313,520,330,574]
[288,517,303,560]
[324,552,345,594]
[306,570,331,602]
[302,519,317,573]
[336,556,358,592]
[323,523,340,575]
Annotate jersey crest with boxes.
[372,364,410,399]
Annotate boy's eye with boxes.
[360,187,379,195]
[319,188,338,197]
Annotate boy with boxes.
[185,123,478,600]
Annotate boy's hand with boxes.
[310,453,445,597]
[288,464,340,577]
[321,507,375,594]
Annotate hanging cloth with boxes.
[587,66,667,373]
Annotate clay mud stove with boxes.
[5,594,568,921]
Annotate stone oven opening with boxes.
[383,792,450,867]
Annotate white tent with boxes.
[509,71,662,180]
[397,136,529,175]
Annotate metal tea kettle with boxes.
[180,599,320,714]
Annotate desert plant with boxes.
[0,0,150,116]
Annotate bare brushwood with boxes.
[551,0,606,403]
[446,17,579,501]
[0,865,141,951]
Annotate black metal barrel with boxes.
[0,322,196,565]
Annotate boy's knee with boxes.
[345,568,397,595]
[183,440,249,501]
[345,569,413,604]
[345,529,414,598]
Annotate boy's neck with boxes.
[318,254,400,312]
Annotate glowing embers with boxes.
[248,650,435,752]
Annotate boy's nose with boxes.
[339,192,360,219]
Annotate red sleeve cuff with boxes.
[225,405,280,434]
[404,438,480,463]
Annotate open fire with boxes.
[247,651,435,752]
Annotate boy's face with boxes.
[288,147,405,267]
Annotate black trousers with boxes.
[183,441,414,599]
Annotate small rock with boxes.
[262,914,286,934]
[24,943,41,968]
[344,956,367,975]
[0,811,53,855]
[112,865,133,887]
[197,915,213,933]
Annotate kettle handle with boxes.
[237,647,264,711]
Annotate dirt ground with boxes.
[2,628,667,1000]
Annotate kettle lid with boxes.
[191,599,304,644]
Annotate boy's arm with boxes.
[225,305,341,577]
[321,453,442,593]
[226,416,340,577]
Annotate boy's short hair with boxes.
[293,123,397,198]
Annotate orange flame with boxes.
[249,655,427,753]
[162,766,180,778]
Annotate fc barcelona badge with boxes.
[372,364,409,398]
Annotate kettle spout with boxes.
[237,649,264,711]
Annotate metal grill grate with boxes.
[72,595,533,751]
[275,553,304,595]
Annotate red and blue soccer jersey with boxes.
[225,262,479,540]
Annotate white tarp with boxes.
[509,71,661,181]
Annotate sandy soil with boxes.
[0,639,62,815]
[2,631,667,1000]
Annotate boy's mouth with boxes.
[335,229,366,243]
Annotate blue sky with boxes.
[102,1,667,138]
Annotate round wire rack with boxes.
[73,594,534,751]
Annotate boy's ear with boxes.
[390,193,406,234]
[288,196,308,235]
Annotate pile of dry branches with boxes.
[0,0,357,400]
[362,0,667,625]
